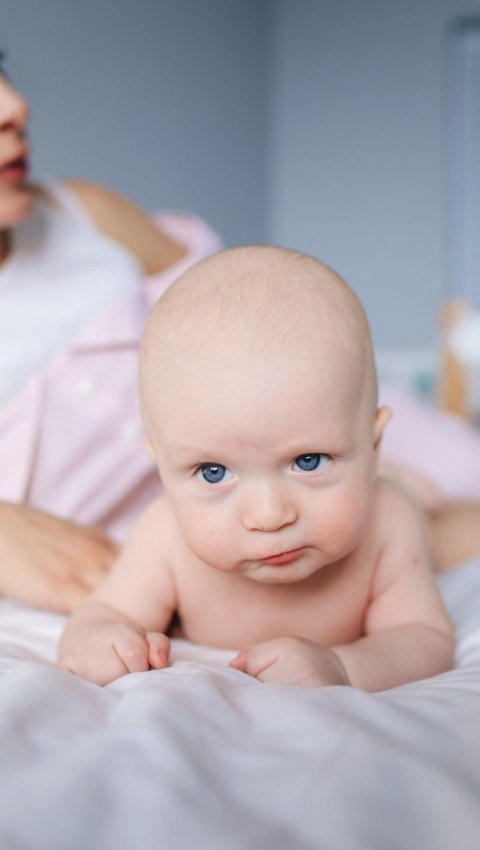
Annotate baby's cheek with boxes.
[180,509,231,563]
[317,489,370,555]
[340,491,372,541]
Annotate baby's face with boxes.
[145,346,385,585]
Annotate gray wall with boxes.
[268,0,480,347]
[3,0,269,246]
[3,0,480,348]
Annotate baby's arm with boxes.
[59,498,176,686]
[331,484,454,691]
[231,484,454,691]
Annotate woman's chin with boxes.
[0,185,35,229]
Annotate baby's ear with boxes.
[373,406,392,452]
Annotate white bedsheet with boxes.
[1,560,480,850]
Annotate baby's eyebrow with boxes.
[167,443,221,462]
[170,439,216,451]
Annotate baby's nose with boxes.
[243,486,297,532]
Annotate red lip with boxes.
[259,547,305,566]
[0,152,29,182]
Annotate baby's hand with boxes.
[229,636,350,688]
[60,623,170,686]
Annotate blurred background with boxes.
[3,0,480,379]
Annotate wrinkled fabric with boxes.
[0,560,478,850]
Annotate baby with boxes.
[59,246,454,691]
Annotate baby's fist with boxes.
[60,624,170,686]
[230,636,350,688]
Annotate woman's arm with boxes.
[0,501,119,612]
[65,180,187,275]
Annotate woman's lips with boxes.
[259,547,305,566]
[0,156,28,182]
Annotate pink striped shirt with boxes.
[0,190,222,541]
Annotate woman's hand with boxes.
[0,501,119,612]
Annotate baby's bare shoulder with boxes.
[371,476,425,541]
[137,495,196,572]
[369,476,431,589]
[127,494,180,560]
[364,478,452,641]
[130,494,170,537]
[137,494,174,529]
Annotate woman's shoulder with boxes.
[30,179,186,276]
[62,180,187,275]
[63,180,141,228]
[28,178,222,291]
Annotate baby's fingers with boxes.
[229,643,279,680]
[61,644,130,686]
[229,651,248,672]
[147,632,171,669]
[112,630,151,674]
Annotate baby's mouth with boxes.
[258,547,305,566]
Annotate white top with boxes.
[0,181,141,405]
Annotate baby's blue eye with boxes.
[198,463,229,484]
[293,453,327,472]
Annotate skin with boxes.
[0,72,185,612]
[429,501,480,572]
[60,247,455,691]
[375,466,480,571]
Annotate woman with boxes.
[0,68,221,611]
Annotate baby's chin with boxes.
[240,560,320,585]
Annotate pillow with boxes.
[379,384,480,500]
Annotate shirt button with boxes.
[76,378,94,398]
[123,420,140,440]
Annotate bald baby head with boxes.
[139,245,378,442]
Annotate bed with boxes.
[0,553,479,850]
